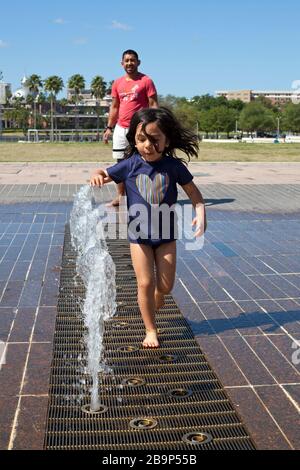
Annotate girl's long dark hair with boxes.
[124,107,199,163]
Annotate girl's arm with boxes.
[181,181,207,237]
[90,168,113,187]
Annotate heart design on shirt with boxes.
[136,173,169,205]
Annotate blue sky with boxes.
[1,0,299,98]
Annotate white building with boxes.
[11,76,32,101]
[216,89,300,105]
[67,88,112,107]
[0,82,11,105]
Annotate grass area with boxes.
[196,143,300,162]
[0,142,112,162]
[0,141,300,162]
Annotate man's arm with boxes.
[103,97,120,142]
[148,93,159,108]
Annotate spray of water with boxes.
[70,185,116,411]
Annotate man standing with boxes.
[103,49,158,206]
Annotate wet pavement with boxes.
[174,210,300,450]
[0,202,68,450]
[0,183,300,450]
[0,182,299,213]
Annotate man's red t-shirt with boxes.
[112,73,157,128]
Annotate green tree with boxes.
[106,80,114,94]
[58,98,69,107]
[199,109,215,138]
[68,74,85,131]
[200,105,237,138]
[227,99,245,112]
[239,102,276,135]
[36,92,47,128]
[191,94,217,111]
[281,103,300,133]
[91,75,106,99]
[3,107,30,135]
[255,95,278,111]
[215,95,229,107]
[173,101,200,131]
[157,94,180,111]
[201,106,237,138]
[216,106,238,137]
[27,74,43,128]
[91,75,107,134]
[44,75,64,141]
[12,96,25,107]
[25,94,34,108]
[36,92,46,113]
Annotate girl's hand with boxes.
[90,169,111,187]
[191,216,205,237]
[181,182,207,237]
[191,204,206,238]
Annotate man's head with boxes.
[121,50,140,76]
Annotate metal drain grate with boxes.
[44,225,256,450]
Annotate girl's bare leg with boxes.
[130,243,159,348]
[154,241,177,310]
[106,182,126,207]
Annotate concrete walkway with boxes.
[1,161,300,185]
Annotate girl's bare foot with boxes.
[155,290,165,310]
[143,329,159,348]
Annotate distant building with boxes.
[216,89,300,105]
[67,88,112,108]
[251,90,300,105]
[0,82,12,132]
[11,76,32,101]
[216,90,252,103]
[0,82,11,104]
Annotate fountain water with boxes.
[70,185,116,411]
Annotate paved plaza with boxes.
[0,162,300,450]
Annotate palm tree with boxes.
[25,95,35,128]
[68,74,85,132]
[36,92,46,115]
[91,75,107,135]
[106,80,114,95]
[58,98,69,107]
[27,74,43,129]
[35,92,47,130]
[44,76,64,141]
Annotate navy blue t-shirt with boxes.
[107,153,193,246]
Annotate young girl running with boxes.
[90,107,206,348]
